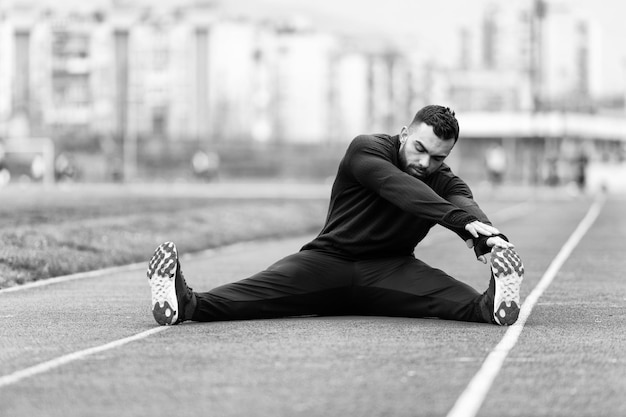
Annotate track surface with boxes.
[1,191,624,417]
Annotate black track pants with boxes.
[192,250,493,323]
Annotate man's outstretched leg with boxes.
[486,246,525,325]
[147,241,354,325]
[147,241,197,325]
[350,246,524,326]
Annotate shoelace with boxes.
[178,270,194,298]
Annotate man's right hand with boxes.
[466,235,515,264]
[464,220,500,238]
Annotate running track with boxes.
[1,192,624,417]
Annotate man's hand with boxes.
[465,235,515,264]
[464,220,500,238]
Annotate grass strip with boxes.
[0,200,327,288]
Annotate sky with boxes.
[4,0,626,95]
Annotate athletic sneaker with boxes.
[147,241,197,325]
[489,246,524,325]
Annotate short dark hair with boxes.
[409,105,459,142]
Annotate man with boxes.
[0,139,9,187]
[147,105,524,327]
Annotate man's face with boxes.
[398,123,455,179]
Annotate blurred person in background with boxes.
[545,154,560,187]
[573,147,589,192]
[30,154,45,182]
[192,149,220,182]
[146,105,525,328]
[0,139,9,187]
[55,153,78,182]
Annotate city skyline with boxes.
[3,0,625,96]
[0,0,616,143]
[217,0,626,97]
[0,0,624,186]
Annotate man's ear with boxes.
[400,126,409,143]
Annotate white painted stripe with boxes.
[446,195,606,417]
[0,326,169,388]
[0,262,146,294]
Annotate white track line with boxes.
[0,262,146,294]
[0,239,289,387]
[446,194,606,417]
[0,326,168,388]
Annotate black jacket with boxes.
[302,134,491,259]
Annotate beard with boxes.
[408,166,427,179]
[399,141,429,179]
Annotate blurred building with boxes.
[445,1,602,113]
[541,6,603,111]
[444,3,533,112]
[1,0,621,185]
[0,13,15,136]
[0,3,415,147]
[264,23,336,144]
[331,43,414,141]
[0,9,114,137]
[205,19,260,142]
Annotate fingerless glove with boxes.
[473,233,509,258]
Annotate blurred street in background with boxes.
[0,0,625,193]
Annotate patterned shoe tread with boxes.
[491,247,524,276]
[491,247,524,326]
[153,300,177,325]
[147,241,178,279]
[147,242,179,325]
[494,300,520,325]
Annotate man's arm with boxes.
[439,169,491,223]
[346,136,484,239]
[441,172,514,262]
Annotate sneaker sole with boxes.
[147,242,179,325]
[490,247,524,326]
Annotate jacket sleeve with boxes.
[440,170,500,244]
[345,136,478,236]
[442,175,491,223]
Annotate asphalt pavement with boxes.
[0,194,624,417]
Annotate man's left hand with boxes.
[464,221,500,238]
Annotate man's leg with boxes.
[147,242,354,324]
[352,256,489,323]
[192,250,354,321]
[351,247,524,325]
